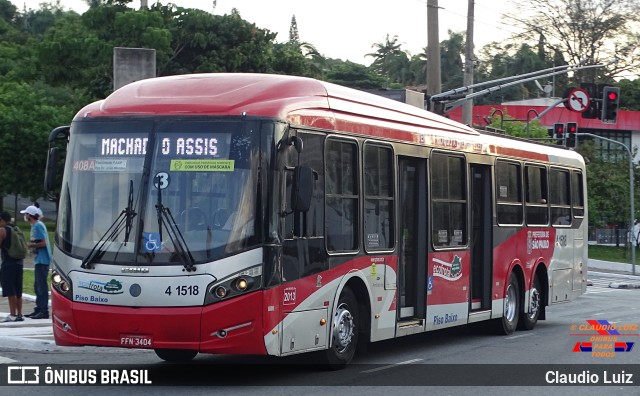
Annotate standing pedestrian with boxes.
[21,205,51,319]
[0,211,24,322]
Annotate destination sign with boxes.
[99,134,231,158]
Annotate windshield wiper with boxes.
[81,180,137,269]
[155,176,196,272]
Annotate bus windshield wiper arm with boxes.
[123,180,137,245]
[82,180,137,269]
[155,178,196,272]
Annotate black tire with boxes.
[154,348,198,362]
[495,272,519,335]
[322,287,359,370]
[518,275,542,331]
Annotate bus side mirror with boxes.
[292,165,315,212]
[44,147,59,192]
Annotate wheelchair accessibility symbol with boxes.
[144,232,161,253]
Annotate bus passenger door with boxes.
[398,157,427,322]
[470,164,492,312]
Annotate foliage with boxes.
[288,15,299,44]
[366,34,409,88]
[0,81,78,202]
[514,0,640,82]
[576,140,640,227]
[324,60,386,89]
[439,31,464,93]
[487,109,550,139]
[476,41,560,104]
[617,79,640,110]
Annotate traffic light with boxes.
[554,123,565,145]
[566,122,578,148]
[601,86,620,124]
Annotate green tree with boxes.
[476,41,554,104]
[288,14,299,44]
[440,31,464,92]
[366,34,409,88]
[617,78,640,111]
[0,81,77,214]
[160,7,277,75]
[515,0,640,82]
[324,59,385,89]
[576,140,639,228]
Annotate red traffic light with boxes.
[607,91,618,101]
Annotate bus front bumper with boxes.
[51,288,267,355]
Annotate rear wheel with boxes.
[322,287,359,370]
[518,275,542,330]
[494,272,519,335]
[154,348,198,362]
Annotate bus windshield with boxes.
[57,118,263,265]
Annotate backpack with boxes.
[5,224,28,260]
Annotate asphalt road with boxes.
[1,271,639,395]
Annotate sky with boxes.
[11,0,521,66]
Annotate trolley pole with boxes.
[580,133,636,275]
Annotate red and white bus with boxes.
[45,73,587,367]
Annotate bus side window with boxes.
[496,160,523,225]
[364,143,394,251]
[571,171,585,218]
[325,138,359,252]
[431,153,467,248]
[550,168,571,226]
[525,165,548,226]
[282,131,327,281]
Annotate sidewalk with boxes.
[588,259,640,289]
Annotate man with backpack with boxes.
[0,211,26,322]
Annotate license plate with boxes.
[119,334,153,348]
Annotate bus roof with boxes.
[76,73,583,166]
[79,73,476,135]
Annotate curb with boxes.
[609,282,640,289]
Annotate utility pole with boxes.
[462,0,474,126]
[426,0,441,104]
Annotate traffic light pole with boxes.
[434,61,610,114]
[579,133,636,275]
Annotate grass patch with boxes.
[588,244,640,265]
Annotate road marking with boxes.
[361,358,423,373]
[505,333,533,340]
[0,356,17,363]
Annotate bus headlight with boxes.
[204,265,262,305]
[233,277,254,292]
[213,285,228,298]
[51,269,73,299]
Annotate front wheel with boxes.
[322,287,359,370]
[154,348,198,362]
[518,275,542,330]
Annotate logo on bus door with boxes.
[432,256,462,281]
